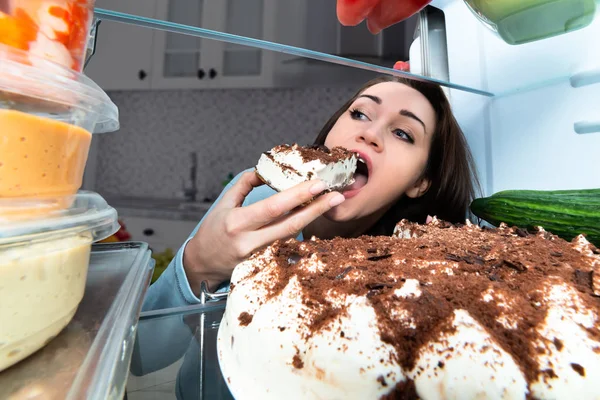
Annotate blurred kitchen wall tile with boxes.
[95,86,356,200]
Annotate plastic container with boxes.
[0,191,119,372]
[0,0,96,72]
[464,0,597,45]
[0,43,118,199]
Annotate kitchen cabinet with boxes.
[84,0,158,91]
[151,0,277,89]
[120,216,198,253]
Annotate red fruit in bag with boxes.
[336,0,431,34]
[393,60,410,71]
[367,0,431,33]
[336,0,380,26]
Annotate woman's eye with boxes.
[350,109,368,121]
[394,129,414,144]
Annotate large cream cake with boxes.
[217,218,600,399]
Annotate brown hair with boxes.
[314,75,480,236]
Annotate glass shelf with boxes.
[93,7,493,97]
[128,300,232,399]
[93,0,600,98]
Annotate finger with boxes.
[220,170,264,208]
[426,215,433,224]
[252,191,345,245]
[238,179,332,231]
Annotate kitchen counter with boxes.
[103,195,213,221]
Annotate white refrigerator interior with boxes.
[430,0,600,196]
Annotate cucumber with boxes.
[470,189,600,246]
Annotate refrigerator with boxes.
[2,0,598,398]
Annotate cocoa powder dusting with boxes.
[292,348,304,369]
[242,220,600,393]
[271,143,357,164]
[379,379,418,400]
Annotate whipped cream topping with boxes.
[218,219,600,399]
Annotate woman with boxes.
[143,75,479,310]
[130,76,479,397]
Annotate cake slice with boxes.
[256,143,358,192]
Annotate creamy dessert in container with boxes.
[0,43,118,203]
[0,191,118,372]
[218,218,600,399]
[0,0,96,72]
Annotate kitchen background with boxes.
[93,85,356,201]
[81,0,418,260]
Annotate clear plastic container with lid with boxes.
[0,0,96,72]
[0,43,119,199]
[464,0,598,45]
[0,191,118,372]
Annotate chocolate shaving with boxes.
[368,254,393,261]
[516,228,529,237]
[446,254,462,262]
[366,282,395,290]
[335,266,354,280]
[504,259,527,272]
[238,312,253,326]
[570,363,585,376]
[292,354,304,369]
[553,338,563,351]
[287,253,302,265]
[377,375,388,387]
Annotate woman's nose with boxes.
[356,126,384,151]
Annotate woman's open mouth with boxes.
[343,154,370,199]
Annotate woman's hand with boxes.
[183,171,345,294]
[336,0,431,34]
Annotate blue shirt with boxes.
[131,169,305,398]
[142,168,304,312]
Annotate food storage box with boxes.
[0,0,96,72]
[0,43,118,199]
[0,241,155,399]
[463,0,597,45]
[0,191,118,372]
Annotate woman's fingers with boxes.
[252,191,345,246]
[234,179,332,231]
[220,170,265,208]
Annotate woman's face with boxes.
[323,81,436,222]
